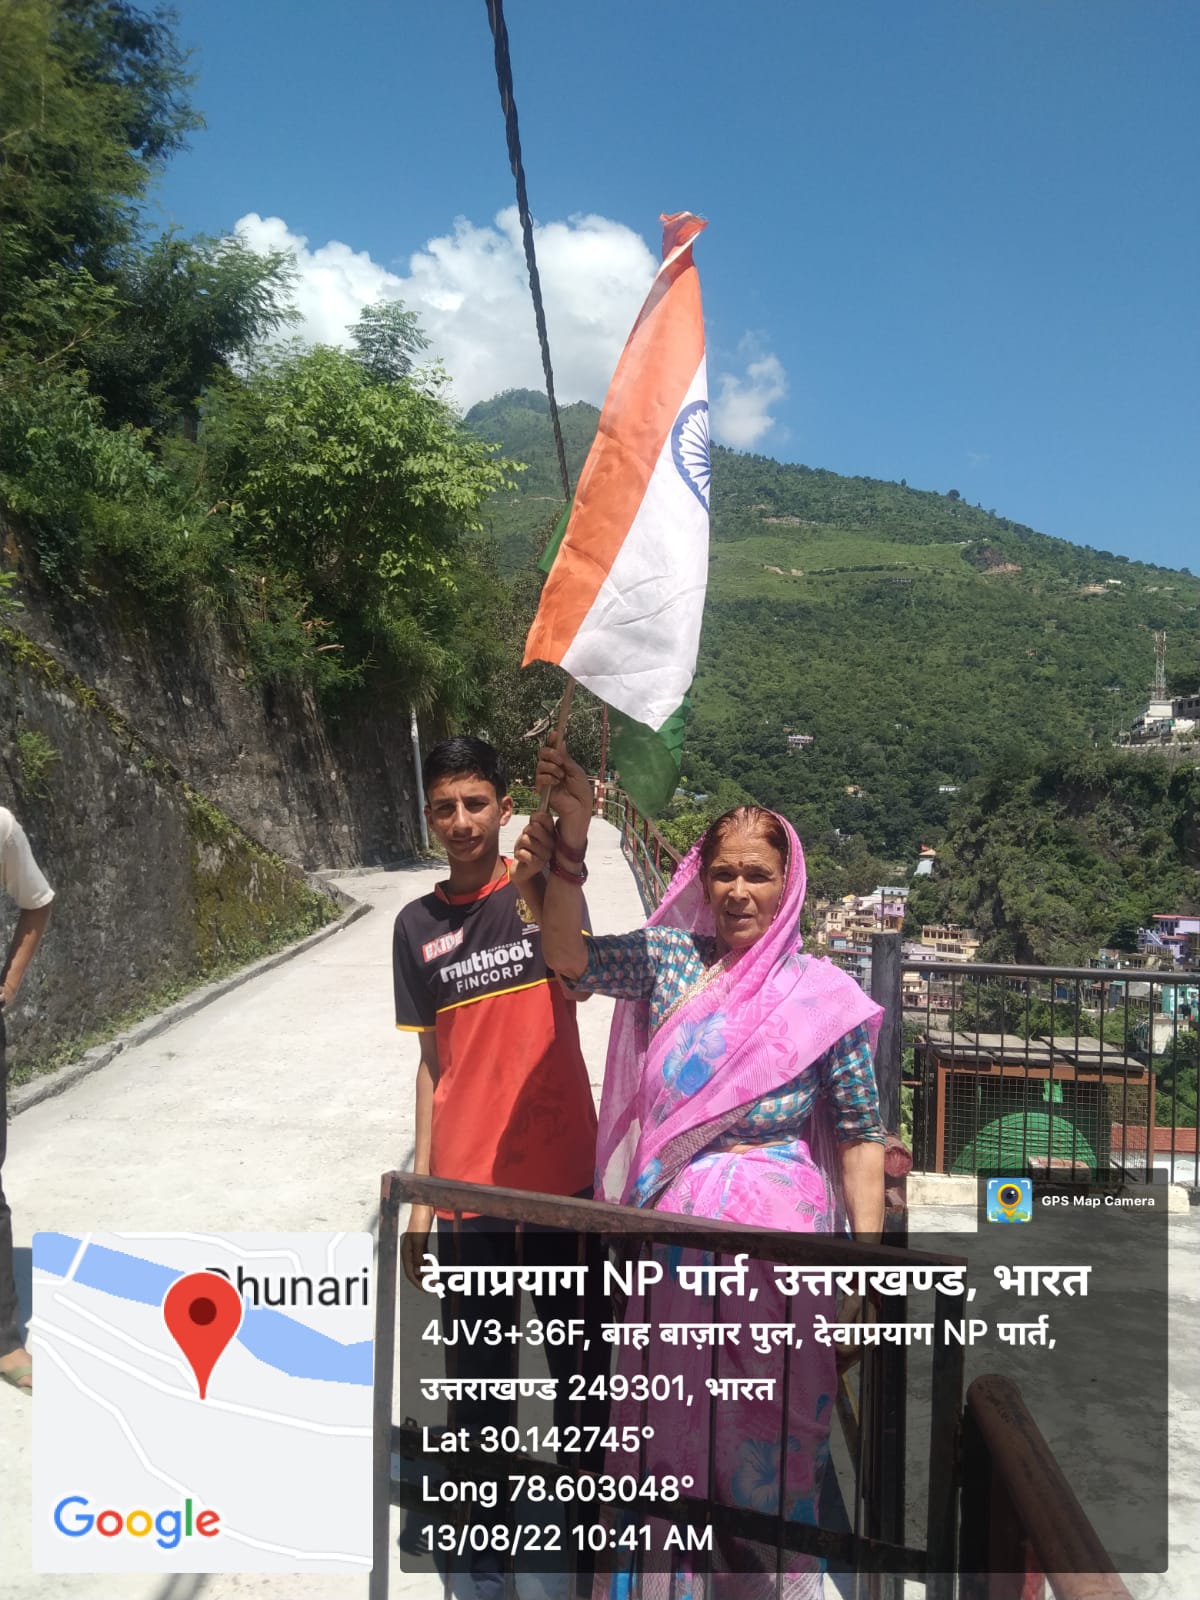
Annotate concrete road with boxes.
[0,817,645,1600]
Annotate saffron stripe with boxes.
[523,216,707,665]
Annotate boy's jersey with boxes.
[393,863,597,1207]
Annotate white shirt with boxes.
[0,808,55,910]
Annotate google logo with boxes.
[52,1496,220,1550]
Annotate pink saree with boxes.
[595,818,883,1599]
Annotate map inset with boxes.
[32,1231,372,1573]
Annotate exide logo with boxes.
[421,928,464,962]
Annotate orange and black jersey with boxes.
[393,864,597,1205]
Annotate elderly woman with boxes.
[533,739,886,1598]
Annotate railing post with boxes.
[957,1403,993,1600]
[964,1375,1129,1600]
[865,930,909,1600]
[370,1173,402,1600]
[871,931,903,1133]
[925,1290,965,1600]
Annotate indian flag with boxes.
[523,211,709,814]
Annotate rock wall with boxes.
[0,625,342,1077]
[2,522,426,870]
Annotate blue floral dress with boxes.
[573,927,884,1147]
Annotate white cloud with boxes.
[235,210,791,443]
[235,208,656,413]
[711,343,789,450]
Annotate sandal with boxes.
[0,1362,33,1394]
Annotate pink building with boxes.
[1138,914,1200,967]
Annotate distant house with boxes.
[1111,1123,1197,1186]
[913,845,938,878]
[899,941,962,1012]
[1137,914,1200,968]
[1122,690,1199,741]
[813,886,907,947]
[901,967,928,1009]
[919,924,981,960]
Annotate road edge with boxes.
[10,883,372,1118]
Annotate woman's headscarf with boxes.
[595,812,883,1206]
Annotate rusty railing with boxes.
[598,785,682,913]
[959,1377,1133,1600]
[372,1174,969,1600]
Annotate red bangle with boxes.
[554,829,588,864]
[550,858,588,886]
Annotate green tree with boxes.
[0,0,200,307]
[909,753,1200,965]
[348,300,429,385]
[1156,1030,1198,1127]
[194,344,519,702]
[656,804,719,858]
[452,532,603,780]
[0,354,168,590]
[84,232,296,430]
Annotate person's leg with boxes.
[523,1194,610,1462]
[524,1200,611,1599]
[436,1218,520,1600]
[529,1243,610,1456]
[0,1016,31,1382]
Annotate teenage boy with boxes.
[393,735,598,1272]
[393,737,603,1596]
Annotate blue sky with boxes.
[155,1,1197,570]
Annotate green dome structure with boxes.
[951,1110,1098,1175]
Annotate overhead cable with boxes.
[484,0,573,502]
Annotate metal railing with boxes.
[891,957,1199,1191]
[372,1172,1135,1600]
[598,784,681,913]
[959,1377,1133,1600]
[372,1172,967,1600]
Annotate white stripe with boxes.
[561,356,708,729]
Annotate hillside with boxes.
[467,390,1200,868]
[906,751,1200,965]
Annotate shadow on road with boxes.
[151,1577,210,1600]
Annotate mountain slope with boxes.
[906,751,1200,965]
[466,390,1200,861]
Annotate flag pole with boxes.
[537,676,577,813]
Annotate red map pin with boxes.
[163,1271,244,1400]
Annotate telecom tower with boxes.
[1152,630,1167,701]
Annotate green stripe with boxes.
[607,696,690,816]
[538,499,574,575]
